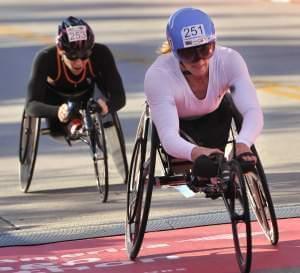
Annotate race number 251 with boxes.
[182,24,204,38]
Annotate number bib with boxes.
[181,24,207,47]
[66,26,87,42]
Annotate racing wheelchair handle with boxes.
[66,101,80,120]
[192,153,231,182]
[83,98,103,132]
[65,99,103,119]
[86,98,103,114]
[65,99,103,133]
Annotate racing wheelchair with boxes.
[125,94,278,273]
[18,98,128,203]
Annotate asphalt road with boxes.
[0,0,300,242]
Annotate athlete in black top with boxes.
[25,16,125,136]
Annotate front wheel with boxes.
[18,110,40,193]
[224,160,252,273]
[246,146,279,245]
[244,171,279,245]
[93,113,109,203]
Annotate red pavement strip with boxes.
[0,218,299,273]
[270,0,300,2]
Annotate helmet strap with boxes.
[180,62,192,76]
[62,58,87,87]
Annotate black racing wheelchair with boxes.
[125,94,278,273]
[18,98,128,203]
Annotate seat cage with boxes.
[148,93,242,185]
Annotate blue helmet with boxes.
[166,8,216,58]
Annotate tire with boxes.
[93,113,109,203]
[224,160,252,273]
[125,112,155,260]
[112,113,129,184]
[244,146,279,245]
[229,94,279,245]
[18,110,40,193]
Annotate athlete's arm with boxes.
[145,68,199,161]
[227,49,264,148]
[93,44,126,113]
[26,50,59,118]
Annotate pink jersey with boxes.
[144,46,263,161]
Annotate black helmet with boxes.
[56,16,95,57]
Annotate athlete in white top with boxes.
[144,7,263,162]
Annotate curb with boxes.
[1,204,300,247]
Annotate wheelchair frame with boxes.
[125,94,279,273]
[18,99,127,203]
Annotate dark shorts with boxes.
[179,97,233,151]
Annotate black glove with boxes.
[236,152,256,173]
[192,155,218,178]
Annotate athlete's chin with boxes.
[191,68,207,77]
[188,64,208,76]
[72,67,83,75]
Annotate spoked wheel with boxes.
[224,160,252,273]
[18,110,40,193]
[93,113,109,203]
[112,113,129,184]
[126,111,155,260]
[229,93,278,245]
[245,146,279,245]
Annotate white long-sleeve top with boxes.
[144,46,263,161]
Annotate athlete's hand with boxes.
[191,146,223,161]
[97,98,109,115]
[58,103,69,123]
[235,143,257,163]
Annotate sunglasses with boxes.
[177,42,215,64]
[64,50,92,61]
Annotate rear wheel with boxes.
[18,110,40,193]
[224,160,252,273]
[93,113,109,203]
[245,146,279,245]
[126,110,155,260]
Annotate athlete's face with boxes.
[178,42,214,77]
[182,58,210,78]
[62,55,88,75]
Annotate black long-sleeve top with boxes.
[26,43,126,118]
